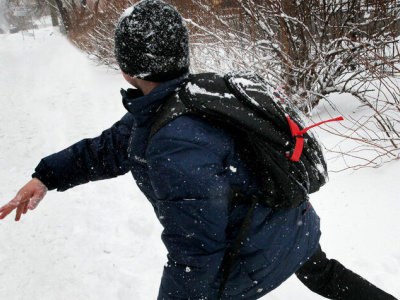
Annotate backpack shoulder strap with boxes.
[149,72,235,140]
[149,90,192,140]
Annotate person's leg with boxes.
[296,244,397,300]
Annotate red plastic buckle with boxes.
[286,116,344,162]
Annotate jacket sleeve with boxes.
[32,113,135,191]
[146,116,233,299]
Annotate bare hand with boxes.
[0,178,48,221]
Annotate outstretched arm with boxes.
[0,178,48,221]
[33,113,135,192]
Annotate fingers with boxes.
[0,195,22,220]
[27,194,44,210]
[0,204,15,220]
[1,178,48,221]
[23,201,29,214]
[0,194,43,221]
[1,193,31,221]
[0,205,12,220]
[15,203,24,222]
[9,195,22,207]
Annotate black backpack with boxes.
[151,71,342,208]
[150,71,343,298]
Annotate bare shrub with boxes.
[66,0,133,68]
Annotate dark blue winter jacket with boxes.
[33,74,321,300]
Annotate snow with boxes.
[229,166,237,173]
[186,82,234,99]
[232,77,256,87]
[0,26,399,300]
[119,6,134,24]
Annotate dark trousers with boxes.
[296,245,397,300]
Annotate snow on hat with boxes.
[114,0,190,82]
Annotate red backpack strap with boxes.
[286,116,344,162]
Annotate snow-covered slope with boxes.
[0,25,399,299]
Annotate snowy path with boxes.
[0,26,399,299]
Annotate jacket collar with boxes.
[121,74,188,126]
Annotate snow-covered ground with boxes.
[0,25,399,300]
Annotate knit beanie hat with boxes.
[114,0,190,82]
